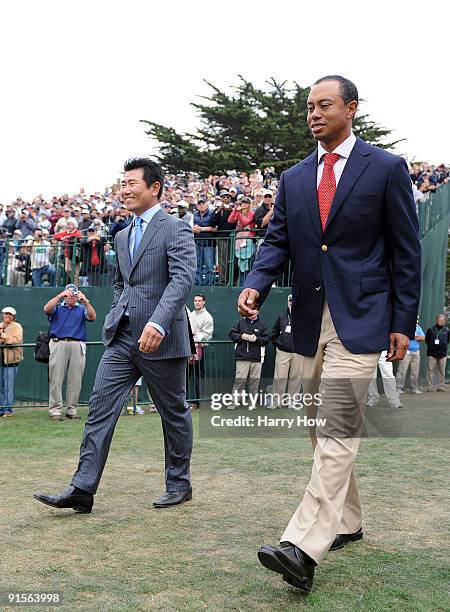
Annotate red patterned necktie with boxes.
[317,152,341,230]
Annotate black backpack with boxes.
[34,331,50,363]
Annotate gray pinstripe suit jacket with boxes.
[102,208,196,359]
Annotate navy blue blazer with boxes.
[244,138,421,356]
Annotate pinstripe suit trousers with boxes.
[71,317,193,494]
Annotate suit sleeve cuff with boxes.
[147,321,166,337]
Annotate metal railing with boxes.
[0,233,293,288]
[0,240,116,288]
[193,233,292,287]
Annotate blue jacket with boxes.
[243,138,421,356]
[194,209,216,247]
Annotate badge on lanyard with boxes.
[285,325,291,333]
[434,339,440,345]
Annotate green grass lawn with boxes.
[1,393,449,611]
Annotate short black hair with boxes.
[313,75,358,105]
[194,293,206,301]
[123,158,164,199]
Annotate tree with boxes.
[141,76,400,175]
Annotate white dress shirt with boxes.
[128,204,161,259]
[316,132,357,188]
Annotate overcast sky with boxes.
[1,0,448,201]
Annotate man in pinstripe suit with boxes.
[35,158,197,513]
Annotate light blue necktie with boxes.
[132,217,143,261]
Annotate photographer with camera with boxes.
[228,196,256,285]
[212,190,237,285]
[110,205,131,238]
[44,284,96,421]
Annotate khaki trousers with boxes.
[271,348,302,405]
[280,300,380,564]
[396,350,421,391]
[426,356,447,391]
[233,360,262,397]
[48,339,86,417]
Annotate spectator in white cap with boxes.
[0,306,23,417]
[174,200,194,227]
[79,207,93,235]
[91,217,107,238]
[37,213,52,233]
[254,190,274,237]
[229,186,238,203]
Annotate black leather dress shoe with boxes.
[34,486,93,513]
[257,542,315,592]
[329,527,363,551]
[152,488,192,508]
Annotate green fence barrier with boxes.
[417,183,450,378]
[6,340,279,409]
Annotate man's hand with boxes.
[241,333,251,341]
[238,288,259,317]
[77,291,89,305]
[386,332,409,362]
[139,324,164,353]
[248,334,257,343]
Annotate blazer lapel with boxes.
[129,209,166,275]
[117,223,132,279]
[301,151,322,240]
[324,139,371,232]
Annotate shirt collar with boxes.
[134,204,161,225]
[317,132,356,164]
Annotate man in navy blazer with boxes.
[238,76,421,592]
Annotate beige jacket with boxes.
[188,307,214,343]
[0,321,24,365]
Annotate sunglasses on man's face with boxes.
[264,194,273,198]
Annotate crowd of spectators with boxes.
[0,160,448,288]
[0,166,280,287]
[410,161,449,208]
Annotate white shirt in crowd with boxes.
[189,307,214,342]
[27,239,52,269]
